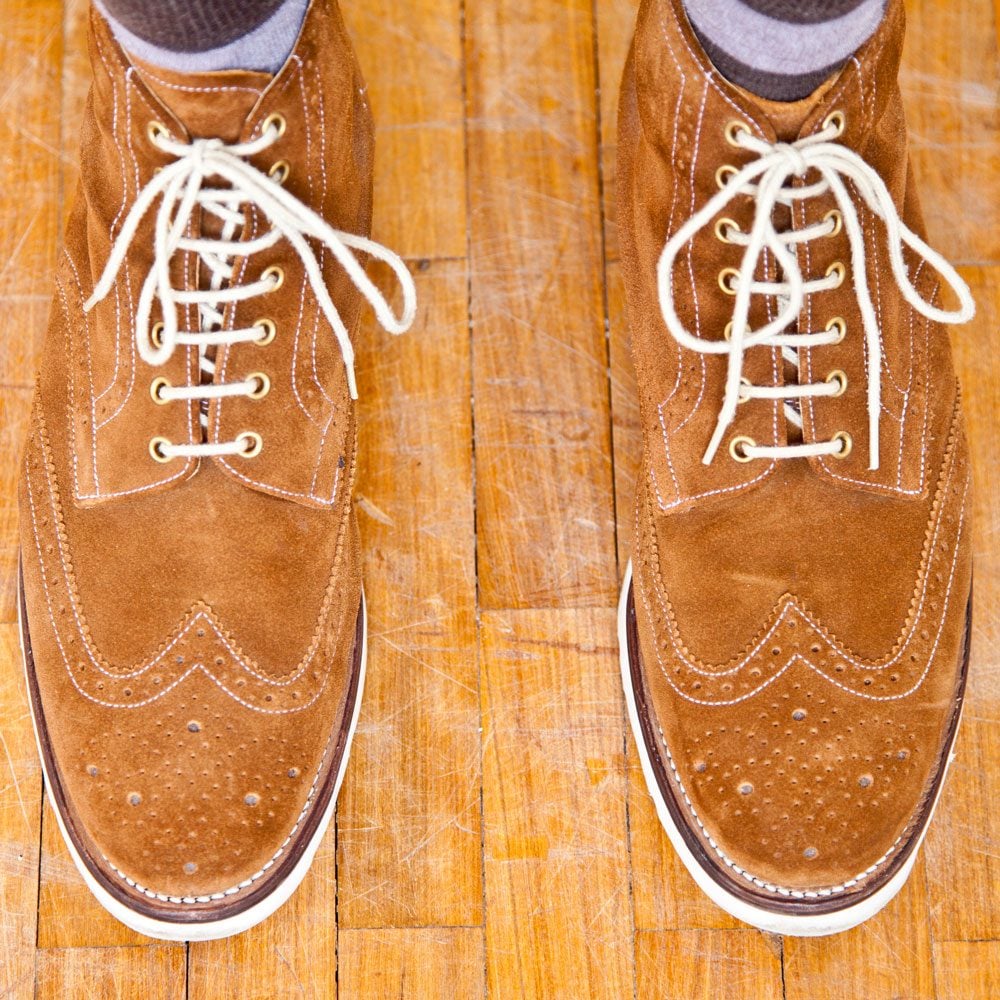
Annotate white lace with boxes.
[657,114,975,470]
[85,117,417,460]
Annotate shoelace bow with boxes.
[657,114,975,470]
[85,116,417,460]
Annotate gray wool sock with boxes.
[683,0,889,102]
[94,0,310,74]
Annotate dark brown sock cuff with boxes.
[740,0,868,23]
[97,0,288,53]
[694,31,848,101]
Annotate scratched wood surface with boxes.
[0,0,997,997]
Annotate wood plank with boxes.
[932,940,1000,1000]
[35,945,186,1000]
[783,859,935,1000]
[343,0,466,260]
[924,718,1000,943]
[635,928,783,999]
[466,0,617,609]
[339,926,485,999]
[595,0,638,266]
[901,0,1000,263]
[0,0,62,388]
[337,261,482,929]
[188,847,337,1000]
[0,388,32,624]
[480,608,634,999]
[923,266,1000,942]
[0,624,42,1000]
[37,796,150,948]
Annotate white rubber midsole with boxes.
[18,577,367,943]
[618,560,960,937]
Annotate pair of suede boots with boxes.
[17,0,975,940]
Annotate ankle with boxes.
[682,0,888,102]
[93,0,309,74]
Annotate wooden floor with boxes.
[1,0,997,997]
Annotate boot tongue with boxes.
[730,73,840,142]
[131,57,272,143]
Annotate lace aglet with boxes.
[347,365,359,401]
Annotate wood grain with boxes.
[37,798,149,949]
[188,856,338,1000]
[932,940,1000,1000]
[466,0,618,609]
[783,862,935,1000]
[634,928,784,999]
[0,624,42,1000]
[338,261,483,930]
[0,0,62,388]
[595,0,638,265]
[339,926,485,999]
[480,609,635,998]
[0,389,32,623]
[343,0,466,260]
[921,266,1000,947]
[35,946,186,1000]
[901,0,1000,264]
[0,0,998,997]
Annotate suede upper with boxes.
[619,0,973,898]
[19,0,373,911]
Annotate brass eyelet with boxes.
[149,376,171,405]
[823,110,846,137]
[237,431,263,458]
[826,316,847,343]
[150,322,165,349]
[825,369,848,397]
[718,267,740,295]
[724,119,751,147]
[146,120,169,145]
[729,435,757,463]
[268,160,290,184]
[715,164,739,189]
[737,376,753,404]
[149,437,173,463]
[254,318,276,345]
[723,321,734,342]
[261,112,287,139]
[262,265,285,291]
[832,431,853,459]
[824,208,843,237]
[246,372,271,400]
[714,217,740,244]
[826,260,846,287]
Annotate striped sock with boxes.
[682,0,888,101]
[94,0,309,74]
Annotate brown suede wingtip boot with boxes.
[617,0,976,935]
[18,0,415,940]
